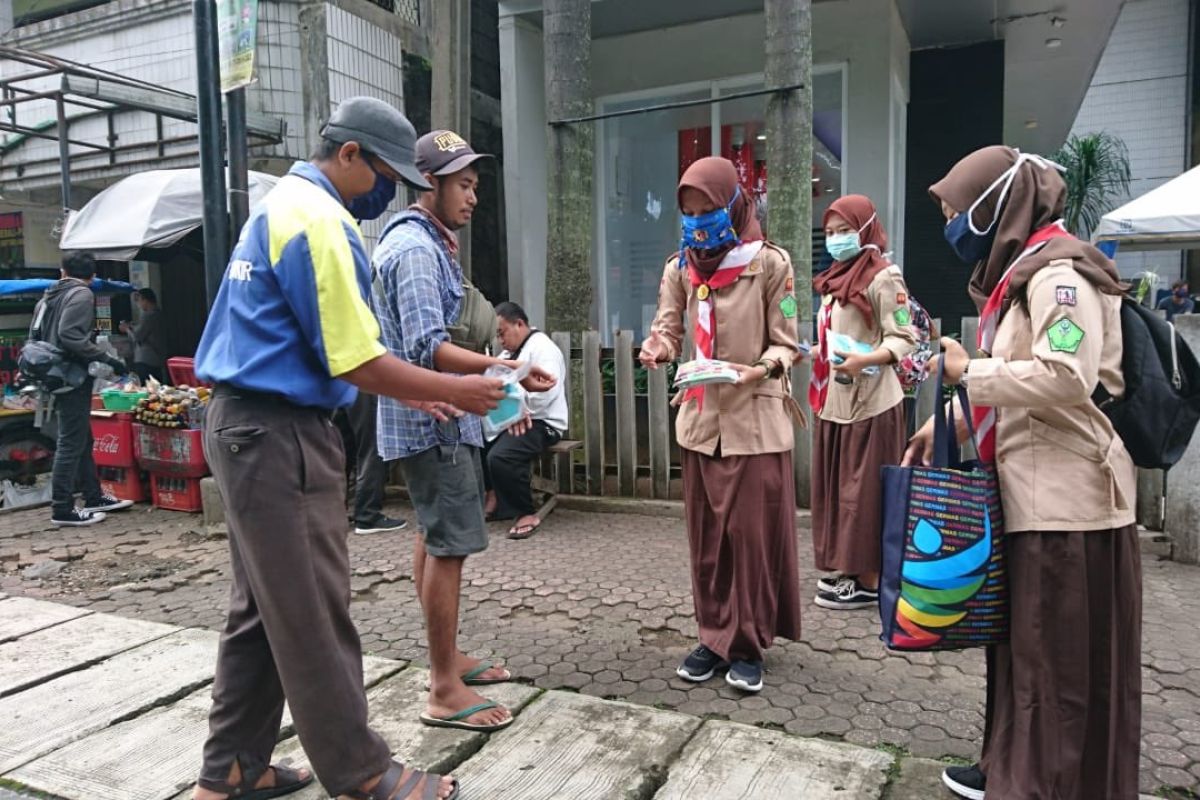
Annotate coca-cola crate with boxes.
[97,465,146,502]
[91,412,136,468]
[133,424,208,478]
[166,357,212,388]
[150,473,202,512]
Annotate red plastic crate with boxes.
[166,357,212,388]
[133,424,208,477]
[150,473,202,512]
[97,465,146,502]
[91,412,136,468]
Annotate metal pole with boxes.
[193,0,229,308]
[226,87,250,238]
[55,94,70,211]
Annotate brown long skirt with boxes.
[681,448,802,662]
[981,525,1142,800]
[811,402,906,576]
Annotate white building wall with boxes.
[325,4,406,248]
[1069,0,1191,279]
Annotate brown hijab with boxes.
[814,194,892,323]
[677,157,763,276]
[929,145,1123,313]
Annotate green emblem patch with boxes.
[1046,316,1085,354]
[779,294,797,319]
[893,307,912,326]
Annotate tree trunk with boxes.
[543,0,594,335]
[764,0,813,505]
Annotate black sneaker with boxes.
[354,515,408,535]
[52,508,106,527]
[814,577,879,610]
[676,644,725,682]
[942,763,986,800]
[83,494,133,513]
[816,572,846,593]
[725,660,764,693]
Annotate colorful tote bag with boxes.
[879,376,1008,651]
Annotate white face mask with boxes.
[964,151,1066,236]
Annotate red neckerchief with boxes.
[973,220,1073,462]
[409,204,459,257]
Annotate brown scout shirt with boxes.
[967,259,1136,532]
[818,265,917,425]
[647,242,801,457]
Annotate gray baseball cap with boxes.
[321,97,432,191]
[415,130,494,177]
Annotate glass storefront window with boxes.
[597,70,845,342]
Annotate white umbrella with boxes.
[58,168,280,260]
[1093,165,1200,251]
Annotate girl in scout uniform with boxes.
[810,195,917,610]
[639,157,804,694]
[908,145,1139,800]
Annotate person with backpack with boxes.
[639,156,804,694]
[809,195,918,610]
[905,146,1140,800]
[33,252,133,527]
[373,129,556,735]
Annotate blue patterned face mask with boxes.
[679,187,740,259]
[346,159,397,222]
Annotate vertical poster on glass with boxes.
[0,213,24,272]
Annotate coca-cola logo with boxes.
[94,434,121,454]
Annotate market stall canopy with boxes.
[0,278,133,297]
[1093,166,1200,252]
[58,168,279,260]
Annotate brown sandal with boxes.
[344,760,459,800]
[199,764,313,800]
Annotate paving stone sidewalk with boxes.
[0,501,1192,798]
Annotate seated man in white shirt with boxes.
[484,302,567,539]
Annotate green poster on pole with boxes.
[217,0,259,93]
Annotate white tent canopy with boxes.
[59,168,279,260]
[1094,165,1200,251]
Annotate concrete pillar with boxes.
[200,476,226,532]
[498,14,548,326]
[430,0,472,274]
[1165,315,1200,563]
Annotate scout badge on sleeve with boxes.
[878,364,1008,651]
[1047,316,1085,354]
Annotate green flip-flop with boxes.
[463,661,512,686]
[419,701,513,732]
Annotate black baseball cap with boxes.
[321,97,431,191]
[415,130,494,177]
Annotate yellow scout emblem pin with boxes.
[693,229,708,243]
[696,284,711,301]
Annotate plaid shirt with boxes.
[374,211,483,459]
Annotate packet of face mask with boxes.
[827,331,879,377]
[481,362,531,438]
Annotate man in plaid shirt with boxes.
[374,130,554,734]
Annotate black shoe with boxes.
[942,763,986,800]
[816,572,846,593]
[83,494,133,513]
[725,660,764,693]
[52,508,106,527]
[676,644,725,682]
[814,577,879,610]
[354,515,408,535]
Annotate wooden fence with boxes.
[545,319,967,501]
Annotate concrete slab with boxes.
[0,597,91,643]
[261,668,541,800]
[451,691,700,800]
[654,721,892,800]
[886,757,950,800]
[0,612,175,696]
[0,628,217,775]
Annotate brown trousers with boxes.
[982,526,1143,799]
[198,391,390,797]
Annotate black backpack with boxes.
[1092,297,1200,469]
[18,288,89,395]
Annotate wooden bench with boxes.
[532,439,582,520]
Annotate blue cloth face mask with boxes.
[944,212,996,264]
[825,213,877,262]
[679,187,741,259]
[346,160,397,222]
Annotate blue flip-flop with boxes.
[462,661,512,686]
[419,701,513,732]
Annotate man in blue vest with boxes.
[190,98,496,800]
